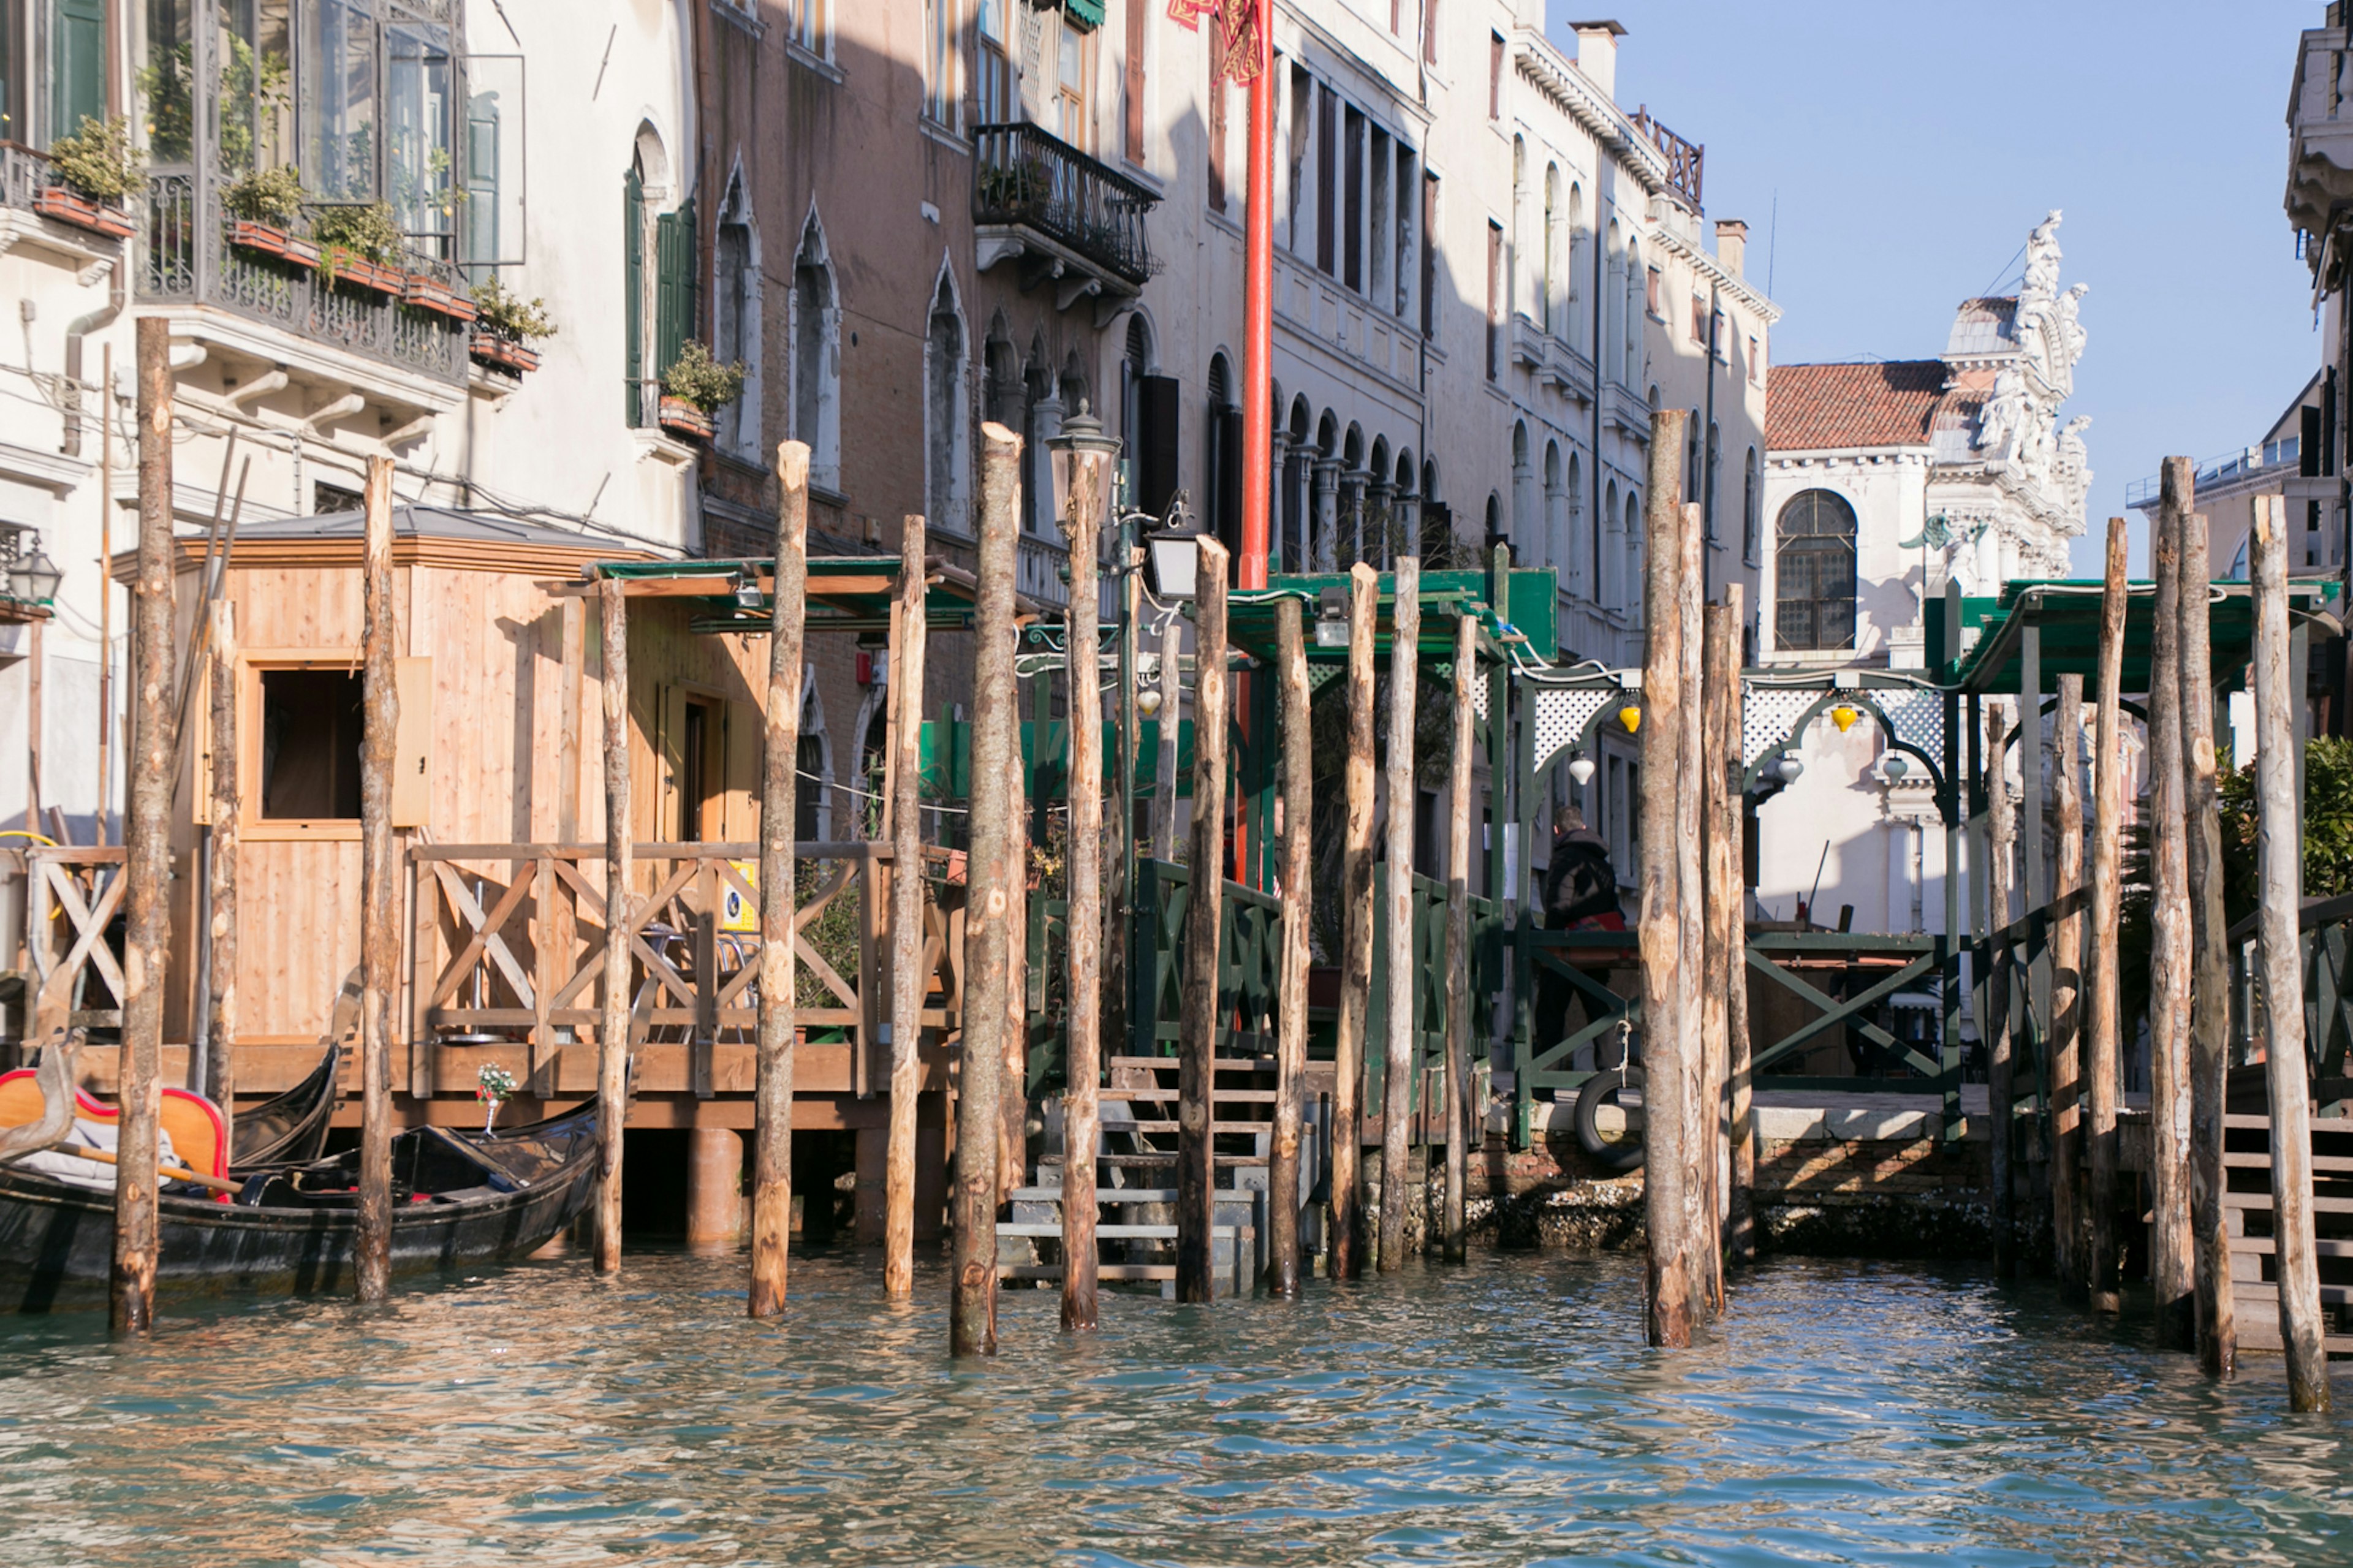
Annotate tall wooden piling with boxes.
[2148,464,2195,1349]
[953,423,1023,1355]
[111,318,175,1336]
[2051,673,2086,1303]
[885,515,928,1301]
[1441,611,1476,1265]
[1176,536,1233,1304]
[1332,562,1379,1280]
[2179,510,2235,1376]
[2251,495,2332,1411]
[2086,517,2128,1314]
[205,599,238,1151]
[749,443,809,1319]
[1985,703,2017,1282]
[1000,744,1030,1206]
[354,456,400,1305]
[1675,506,1711,1317]
[1377,556,1420,1272]
[596,573,633,1275]
[1269,597,1312,1295]
[1639,410,1693,1348]
[1060,450,1106,1331]
[1699,579,1736,1308]
[1722,586,1756,1271]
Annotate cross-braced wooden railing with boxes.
[26,846,129,1037]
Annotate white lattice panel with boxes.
[1875,687,1946,768]
[1742,687,1823,768]
[1533,687,1616,775]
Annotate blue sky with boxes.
[1549,0,2324,574]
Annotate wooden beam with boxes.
[952,422,1021,1357]
[885,515,929,1302]
[1270,597,1312,1295]
[1377,555,1420,1273]
[750,442,808,1319]
[2088,517,2128,1316]
[1332,561,1379,1282]
[2180,508,2236,1377]
[2148,459,2194,1349]
[2052,673,2086,1305]
[1441,610,1474,1265]
[205,599,238,1153]
[1176,536,1232,1304]
[1640,408,1693,1349]
[355,455,400,1304]
[1059,452,1105,1333]
[2251,493,2331,1411]
[596,574,632,1276]
[112,318,172,1337]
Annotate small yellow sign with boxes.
[719,861,759,933]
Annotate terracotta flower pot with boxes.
[321,248,402,295]
[658,396,716,441]
[227,218,319,271]
[34,187,135,239]
[403,273,479,324]
[468,335,542,376]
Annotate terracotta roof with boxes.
[1765,361,1950,453]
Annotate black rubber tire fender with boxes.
[1574,1066,1645,1172]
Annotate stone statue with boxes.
[2022,209,2064,298]
[1977,366,2029,463]
[2056,414,2093,522]
[2053,282,2089,369]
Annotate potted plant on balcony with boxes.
[311,201,407,295]
[36,116,140,239]
[468,275,556,377]
[657,341,746,441]
[224,165,318,269]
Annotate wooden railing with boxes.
[26,845,129,1036]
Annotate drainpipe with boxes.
[62,258,126,456]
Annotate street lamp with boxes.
[1314,585,1349,648]
[1048,400,1121,535]
[10,545,61,605]
[1567,753,1597,789]
[1776,749,1805,784]
[1143,496,1203,601]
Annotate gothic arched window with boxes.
[1775,489,1859,651]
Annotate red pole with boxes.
[1238,8,1273,591]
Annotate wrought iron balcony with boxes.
[973,121,1156,294]
[0,142,44,212]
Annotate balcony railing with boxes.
[973,121,1157,288]
[140,169,469,385]
[1630,107,1704,210]
[0,142,47,213]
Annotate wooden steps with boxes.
[2221,1110,2353,1355]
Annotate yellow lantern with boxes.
[1618,705,1642,734]
[1830,704,1860,733]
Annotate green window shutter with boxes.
[624,168,643,425]
[53,0,107,145]
[654,197,697,379]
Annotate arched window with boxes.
[1566,183,1586,353]
[1602,477,1620,610]
[1542,439,1563,574]
[925,272,969,536]
[792,213,843,491]
[1622,238,1643,386]
[1485,493,1503,550]
[1743,447,1760,562]
[1565,450,1584,599]
[1604,221,1623,381]
[1686,411,1702,506]
[1775,490,1859,651]
[713,171,760,460]
[1120,314,1154,468]
[1206,353,1241,562]
[1623,488,1642,615]
[1542,164,1559,336]
[1510,136,1526,320]
[1510,421,1531,562]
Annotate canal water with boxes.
[2,1250,2349,1566]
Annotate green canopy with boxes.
[1939,577,2341,696]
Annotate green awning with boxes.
[1062,0,1105,29]
[1941,577,2341,696]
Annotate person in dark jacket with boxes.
[1533,811,1627,1066]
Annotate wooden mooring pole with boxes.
[2051,673,2086,1303]
[1441,610,1475,1265]
[1986,702,2017,1282]
[1640,409,1693,1348]
[2179,509,2235,1376]
[354,455,400,1305]
[2251,495,2331,1411]
[2148,461,2195,1349]
[1176,537,1233,1303]
[884,514,928,1301]
[953,423,1023,1355]
[1269,597,1311,1295]
[111,318,174,1336]
[750,442,809,1319]
[1710,588,1747,1274]
[205,599,238,1153]
[1684,527,1720,1314]
[1059,445,1105,1332]
[1332,562,1379,1280]
[1377,556,1419,1272]
[596,573,633,1276]
[2086,517,2128,1314]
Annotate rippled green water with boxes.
[1,1249,2349,1566]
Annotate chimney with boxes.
[1716,219,1748,281]
[1569,20,1626,103]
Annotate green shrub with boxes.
[224,165,304,225]
[471,274,558,341]
[47,116,142,203]
[661,340,747,414]
[311,201,404,265]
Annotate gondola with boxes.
[0,1104,599,1312]
[232,1042,343,1167]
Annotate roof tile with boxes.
[1765,361,1951,453]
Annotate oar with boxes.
[45,1143,242,1196]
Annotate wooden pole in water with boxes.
[2251,495,2332,1411]
[1332,561,1379,1281]
[2148,461,2195,1349]
[1702,594,1739,1298]
[1000,741,1029,1207]
[952,423,1022,1356]
[884,515,928,1301]
[750,442,808,1319]
[1440,610,1475,1265]
[2051,673,2086,1305]
[1986,701,2017,1282]
[2087,517,2128,1315]
[1377,556,1420,1272]
[1176,537,1232,1303]
[2179,509,2236,1377]
[1059,452,1105,1331]
[110,319,174,1337]
[1676,512,1711,1317]
[1725,585,1756,1272]
[205,599,238,1151]
[596,574,633,1275]
[1268,597,1312,1295]
[1640,408,1693,1349]
[353,455,400,1305]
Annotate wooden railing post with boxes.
[1270,597,1311,1295]
[2180,508,2236,1376]
[1176,536,1232,1304]
[206,599,239,1151]
[885,514,928,1301]
[2052,673,2087,1304]
[596,573,632,1276]
[2148,460,2195,1347]
[1377,556,1419,1272]
[2252,494,2331,1411]
[1059,450,1105,1331]
[2087,517,2128,1314]
[354,454,400,1305]
[952,423,1022,1357]
[750,442,808,1319]
[1640,408,1693,1348]
[1332,561,1379,1282]
[1441,610,1474,1265]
